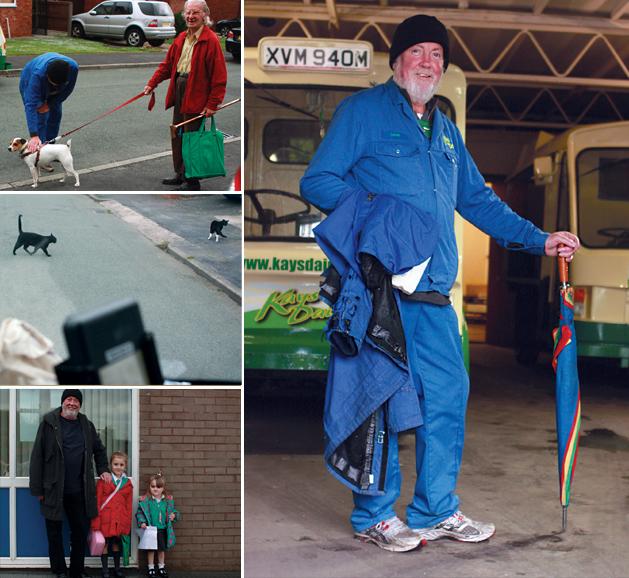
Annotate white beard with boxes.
[393,68,438,107]
[61,408,79,419]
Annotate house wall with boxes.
[168,0,240,23]
[139,389,241,572]
[0,0,239,39]
[80,0,239,23]
[0,2,33,38]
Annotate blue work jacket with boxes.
[19,53,79,138]
[301,78,549,297]
[315,191,438,495]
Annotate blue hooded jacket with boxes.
[315,191,439,494]
[19,53,79,140]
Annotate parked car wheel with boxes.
[71,22,85,38]
[226,28,241,62]
[215,17,240,36]
[125,27,145,47]
[148,39,165,47]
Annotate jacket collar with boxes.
[385,78,452,152]
[179,24,212,44]
[46,407,88,430]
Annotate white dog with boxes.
[7,137,80,188]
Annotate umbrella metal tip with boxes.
[561,506,568,532]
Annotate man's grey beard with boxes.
[393,68,438,106]
[61,408,79,419]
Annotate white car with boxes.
[71,0,176,47]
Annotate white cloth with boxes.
[0,318,61,385]
[392,257,431,295]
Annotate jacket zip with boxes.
[359,412,377,490]
[51,419,66,509]
[378,410,389,492]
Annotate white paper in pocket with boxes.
[392,257,431,295]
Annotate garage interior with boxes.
[243,0,629,349]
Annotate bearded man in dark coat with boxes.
[30,389,111,578]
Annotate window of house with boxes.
[14,389,133,477]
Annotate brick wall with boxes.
[139,389,241,572]
[79,0,239,23]
[0,0,239,39]
[0,2,33,38]
[166,0,240,26]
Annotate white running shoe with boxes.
[355,516,427,552]
[413,511,495,543]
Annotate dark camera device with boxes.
[55,299,163,385]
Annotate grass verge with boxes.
[7,35,171,56]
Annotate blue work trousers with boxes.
[351,299,470,531]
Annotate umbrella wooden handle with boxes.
[558,244,569,284]
[172,113,205,131]
[171,98,241,129]
[168,98,242,138]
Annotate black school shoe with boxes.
[147,569,157,578]
[162,176,184,186]
[158,567,169,578]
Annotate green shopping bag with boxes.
[182,116,226,179]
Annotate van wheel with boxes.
[148,39,165,47]
[71,22,85,38]
[125,27,145,47]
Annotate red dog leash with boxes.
[22,92,156,164]
[58,91,155,140]
[50,91,155,143]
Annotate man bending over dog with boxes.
[19,53,79,163]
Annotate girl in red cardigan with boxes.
[92,451,133,578]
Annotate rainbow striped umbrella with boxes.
[551,256,581,531]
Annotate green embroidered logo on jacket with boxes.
[443,135,455,150]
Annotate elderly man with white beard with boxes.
[30,390,111,578]
[301,14,580,553]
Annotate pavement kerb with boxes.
[0,62,163,78]
[90,196,242,304]
[0,152,172,191]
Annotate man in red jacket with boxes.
[144,0,227,191]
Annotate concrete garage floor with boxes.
[245,344,629,578]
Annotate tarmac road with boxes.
[0,194,241,383]
[245,345,629,577]
[0,58,241,191]
[92,193,242,298]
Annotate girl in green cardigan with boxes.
[136,472,180,578]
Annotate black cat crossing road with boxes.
[209,219,229,242]
[12,214,58,257]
